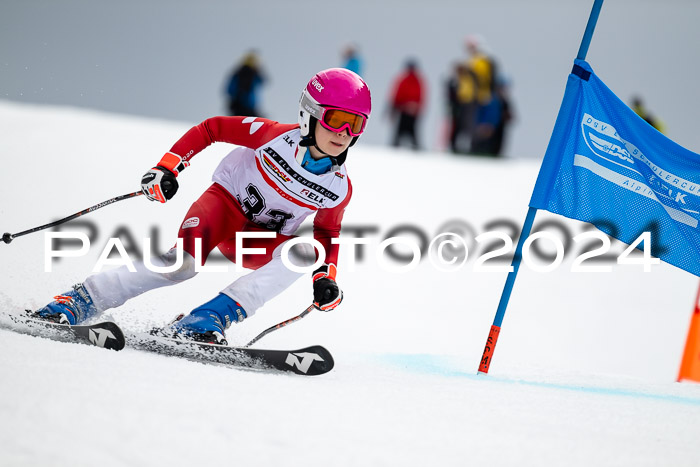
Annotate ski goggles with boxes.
[318,107,367,137]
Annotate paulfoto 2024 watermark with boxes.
[43,227,661,274]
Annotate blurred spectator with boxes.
[465,34,497,107]
[447,62,478,154]
[471,75,514,157]
[389,59,426,150]
[341,44,363,76]
[225,51,266,117]
[491,76,515,156]
[448,34,504,156]
[631,96,666,134]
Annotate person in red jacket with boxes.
[389,59,425,150]
[32,68,372,345]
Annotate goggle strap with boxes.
[300,92,323,120]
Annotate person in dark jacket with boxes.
[225,51,266,117]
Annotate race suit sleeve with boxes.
[313,178,353,267]
[169,116,298,164]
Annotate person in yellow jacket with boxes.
[447,62,478,153]
[448,35,498,154]
[466,35,496,106]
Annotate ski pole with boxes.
[2,191,144,244]
[245,304,315,347]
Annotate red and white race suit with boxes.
[84,116,352,317]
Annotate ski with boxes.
[4,312,125,351]
[127,332,334,376]
[1,312,332,375]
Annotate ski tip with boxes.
[287,345,334,376]
[100,322,126,351]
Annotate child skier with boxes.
[32,68,372,345]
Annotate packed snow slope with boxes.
[1,101,700,467]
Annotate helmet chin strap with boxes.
[316,147,338,163]
[299,137,332,157]
[299,135,337,161]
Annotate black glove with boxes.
[141,151,189,203]
[141,166,178,203]
[312,264,343,311]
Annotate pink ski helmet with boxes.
[298,68,372,138]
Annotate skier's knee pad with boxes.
[159,249,198,282]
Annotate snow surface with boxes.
[1,100,700,466]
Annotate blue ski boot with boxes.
[170,294,247,345]
[32,283,99,325]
